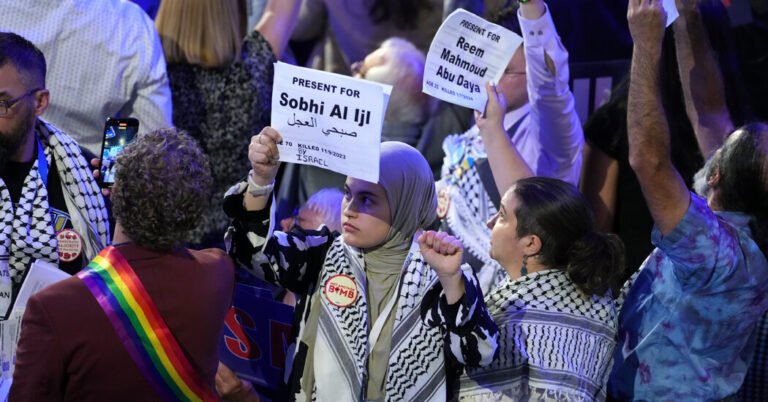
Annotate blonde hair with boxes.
[156,0,246,68]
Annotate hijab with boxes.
[362,141,437,400]
[363,141,437,271]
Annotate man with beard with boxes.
[609,1,768,400]
[0,32,109,318]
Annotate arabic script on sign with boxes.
[271,62,391,183]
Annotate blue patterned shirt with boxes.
[609,193,768,400]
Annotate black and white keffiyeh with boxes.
[224,189,498,402]
[0,120,109,315]
[276,236,495,402]
[438,130,507,294]
[311,240,467,402]
[460,270,617,401]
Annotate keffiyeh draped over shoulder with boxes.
[224,142,498,401]
[0,120,109,316]
[460,270,617,401]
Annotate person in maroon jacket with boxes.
[10,127,235,401]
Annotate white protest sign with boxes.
[13,259,70,312]
[0,259,70,395]
[423,9,523,111]
[663,0,679,27]
[271,62,391,183]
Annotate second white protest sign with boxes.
[271,62,391,183]
[423,8,522,111]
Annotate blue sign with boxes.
[218,283,295,398]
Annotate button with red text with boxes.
[323,275,358,307]
[56,229,83,262]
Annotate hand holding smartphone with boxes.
[98,118,139,188]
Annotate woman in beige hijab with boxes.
[219,129,498,401]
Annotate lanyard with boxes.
[37,137,48,188]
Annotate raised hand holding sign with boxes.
[422,8,522,111]
[271,62,391,183]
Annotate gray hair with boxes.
[364,37,430,125]
[302,188,344,233]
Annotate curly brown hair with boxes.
[111,127,213,251]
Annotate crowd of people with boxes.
[1,0,767,401]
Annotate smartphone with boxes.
[98,117,139,188]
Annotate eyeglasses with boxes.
[0,88,42,117]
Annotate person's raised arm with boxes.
[673,0,733,157]
[580,143,619,232]
[627,0,690,236]
[418,231,499,368]
[418,231,465,304]
[518,0,585,186]
[255,0,300,59]
[519,0,546,20]
[244,127,282,212]
[475,82,534,196]
[228,127,335,295]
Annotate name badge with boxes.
[323,274,358,307]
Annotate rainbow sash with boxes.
[77,246,219,401]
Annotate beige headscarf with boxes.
[363,141,437,400]
[364,141,438,270]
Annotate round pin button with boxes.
[56,229,83,262]
[323,274,358,307]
